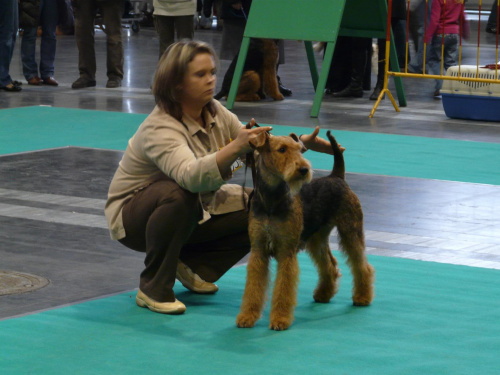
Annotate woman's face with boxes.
[180,52,217,108]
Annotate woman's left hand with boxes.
[300,126,345,155]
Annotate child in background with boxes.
[425,0,469,97]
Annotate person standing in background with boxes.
[0,0,22,92]
[153,0,196,59]
[425,0,469,97]
[370,0,407,100]
[219,0,250,60]
[20,0,59,86]
[71,0,124,89]
[486,1,498,34]
[408,0,433,74]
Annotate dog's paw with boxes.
[236,313,258,328]
[235,93,261,102]
[314,283,340,303]
[269,317,292,331]
[313,290,334,303]
[272,93,285,101]
[352,264,375,306]
[352,286,374,306]
[352,298,372,306]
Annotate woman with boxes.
[105,40,333,315]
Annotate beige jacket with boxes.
[153,0,196,16]
[105,100,246,240]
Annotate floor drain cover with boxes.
[0,270,50,296]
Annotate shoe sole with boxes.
[136,296,186,314]
[332,92,363,98]
[0,86,22,92]
[72,81,96,89]
[370,94,385,101]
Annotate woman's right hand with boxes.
[215,119,271,177]
[234,119,272,155]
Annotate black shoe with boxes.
[72,77,96,89]
[277,76,292,96]
[486,26,497,34]
[0,83,22,92]
[106,78,122,88]
[369,85,384,100]
[332,85,363,98]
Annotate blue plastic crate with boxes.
[441,93,500,122]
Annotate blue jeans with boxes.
[21,0,59,80]
[427,34,459,91]
[0,0,19,87]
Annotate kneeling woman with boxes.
[105,40,332,314]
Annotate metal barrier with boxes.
[370,0,500,117]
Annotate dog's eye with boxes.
[278,147,286,153]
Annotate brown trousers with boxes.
[153,15,194,59]
[74,0,124,80]
[119,180,250,302]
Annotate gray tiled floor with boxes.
[0,22,499,319]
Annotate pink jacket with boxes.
[425,0,469,43]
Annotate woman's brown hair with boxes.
[152,40,218,121]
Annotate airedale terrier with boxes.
[236,131,375,331]
[214,38,284,102]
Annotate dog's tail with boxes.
[327,131,345,180]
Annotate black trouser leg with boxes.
[333,38,368,98]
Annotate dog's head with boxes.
[249,132,312,194]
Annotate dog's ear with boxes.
[290,133,307,153]
[249,131,269,149]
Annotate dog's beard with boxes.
[288,180,304,196]
[288,169,312,196]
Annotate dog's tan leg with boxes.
[236,250,270,328]
[235,71,261,102]
[269,253,300,331]
[337,197,375,306]
[261,40,284,101]
[305,228,342,303]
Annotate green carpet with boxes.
[1,253,499,375]
[1,106,500,185]
[1,106,499,373]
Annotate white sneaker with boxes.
[136,289,186,314]
[176,261,219,294]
